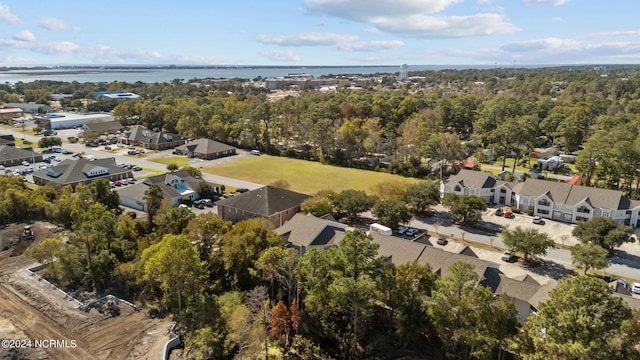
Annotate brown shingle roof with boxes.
[217,186,311,217]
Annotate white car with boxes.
[21,161,29,166]
[632,282,640,295]
[501,250,515,262]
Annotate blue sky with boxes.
[1,0,639,66]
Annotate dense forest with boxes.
[3,66,640,358]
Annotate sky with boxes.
[1,0,640,66]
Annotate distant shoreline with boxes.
[0,65,399,72]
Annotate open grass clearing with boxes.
[148,156,191,168]
[203,155,421,194]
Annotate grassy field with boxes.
[149,156,191,168]
[203,155,421,194]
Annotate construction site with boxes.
[0,221,174,359]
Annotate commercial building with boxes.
[174,138,237,160]
[217,186,311,227]
[36,112,114,130]
[32,157,131,187]
[0,145,42,166]
[93,91,140,100]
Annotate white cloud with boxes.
[305,0,463,20]
[499,37,640,63]
[374,13,520,39]
[337,40,404,51]
[260,50,301,62]
[12,30,35,42]
[255,32,359,46]
[363,28,380,33]
[0,3,19,23]
[32,41,82,54]
[522,0,570,5]
[552,17,562,22]
[39,16,79,31]
[590,30,640,38]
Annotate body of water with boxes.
[0,64,502,84]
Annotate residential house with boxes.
[32,157,131,187]
[441,169,640,226]
[369,233,551,321]
[216,186,311,228]
[275,213,348,254]
[0,145,42,166]
[118,170,223,211]
[441,169,515,205]
[175,138,237,160]
[124,127,187,150]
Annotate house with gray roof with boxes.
[441,169,640,226]
[32,157,131,187]
[0,134,15,146]
[124,127,187,150]
[0,145,41,166]
[118,170,223,211]
[175,138,237,160]
[441,169,515,205]
[217,186,311,228]
[276,213,348,254]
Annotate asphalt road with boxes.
[409,207,640,281]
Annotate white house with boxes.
[441,169,640,226]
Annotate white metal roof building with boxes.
[38,112,114,130]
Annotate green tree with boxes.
[183,213,231,261]
[141,234,206,313]
[442,194,486,225]
[372,199,410,230]
[512,276,636,359]
[38,136,63,149]
[429,262,518,359]
[28,237,63,265]
[256,247,299,303]
[89,178,121,212]
[570,243,610,275]
[153,206,195,235]
[143,184,164,231]
[166,163,179,172]
[502,226,555,264]
[405,180,440,215]
[572,216,632,254]
[300,196,334,218]
[297,229,385,358]
[333,189,377,221]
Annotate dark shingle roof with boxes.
[445,169,498,189]
[217,186,311,216]
[0,145,38,161]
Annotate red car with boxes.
[504,211,515,219]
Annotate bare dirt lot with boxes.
[0,222,173,360]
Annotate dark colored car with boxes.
[436,236,447,245]
[495,208,503,216]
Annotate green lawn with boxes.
[203,155,420,194]
[149,156,191,168]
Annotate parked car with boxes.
[436,236,447,245]
[21,161,29,166]
[127,178,135,184]
[501,250,515,262]
[504,211,515,219]
[104,146,112,150]
[108,181,115,188]
[114,180,122,186]
[203,199,214,207]
[405,228,419,237]
[396,226,408,235]
[236,188,249,193]
[632,282,640,295]
[532,216,545,225]
[132,166,142,171]
[495,208,503,216]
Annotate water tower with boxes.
[399,64,408,80]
